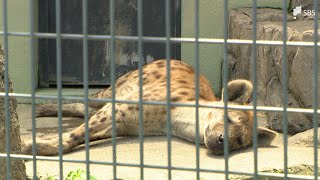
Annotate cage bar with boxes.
[165,0,172,179]
[54,0,64,178]
[28,0,38,179]
[282,0,290,179]
[251,0,258,179]
[137,0,145,179]
[3,30,320,47]
[109,0,117,179]
[223,0,230,179]
[194,0,201,179]
[313,0,319,179]
[81,0,91,179]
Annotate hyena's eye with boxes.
[227,117,233,124]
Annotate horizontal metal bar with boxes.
[1,92,320,114]
[0,31,320,47]
[0,153,315,180]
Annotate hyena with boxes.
[21,59,277,155]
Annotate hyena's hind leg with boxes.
[36,103,98,118]
[22,103,131,155]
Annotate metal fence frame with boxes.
[0,0,319,179]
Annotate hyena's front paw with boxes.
[21,138,61,156]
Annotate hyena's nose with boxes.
[218,134,224,144]
[205,134,224,154]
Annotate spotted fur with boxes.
[22,59,277,155]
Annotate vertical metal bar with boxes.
[194,0,200,179]
[251,0,258,179]
[137,0,144,179]
[165,0,172,179]
[281,1,288,179]
[109,0,117,179]
[2,0,11,179]
[222,0,229,179]
[29,0,38,179]
[312,1,319,179]
[55,0,64,178]
[82,0,90,179]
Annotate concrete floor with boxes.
[18,104,319,180]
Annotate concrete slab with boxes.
[18,104,319,180]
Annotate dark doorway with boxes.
[38,0,181,87]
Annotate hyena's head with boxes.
[203,80,278,155]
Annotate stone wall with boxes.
[290,0,320,10]
[228,7,319,135]
[0,45,26,179]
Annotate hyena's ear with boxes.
[257,127,278,146]
[221,79,253,104]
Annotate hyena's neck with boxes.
[170,102,216,144]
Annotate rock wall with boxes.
[0,45,26,179]
[228,7,319,135]
[290,0,320,11]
